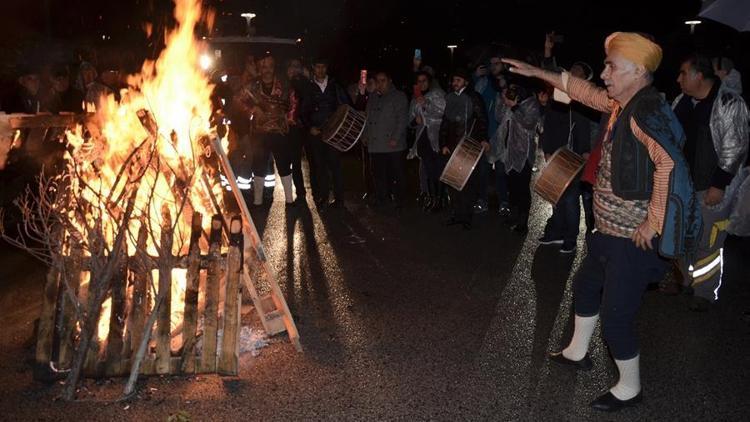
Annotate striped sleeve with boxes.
[630,118,674,235]
[565,74,614,114]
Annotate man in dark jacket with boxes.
[47,66,85,114]
[3,65,42,114]
[439,68,489,229]
[299,57,351,208]
[673,53,749,311]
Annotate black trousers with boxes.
[416,132,442,197]
[507,164,532,226]
[310,134,344,202]
[370,151,406,206]
[277,128,305,195]
[448,169,479,223]
[574,232,667,360]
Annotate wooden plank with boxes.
[33,257,60,380]
[218,216,243,375]
[105,248,127,375]
[9,113,77,129]
[200,216,223,373]
[155,213,174,375]
[126,224,150,359]
[180,212,203,374]
[57,243,83,369]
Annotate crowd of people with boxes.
[2,30,749,413]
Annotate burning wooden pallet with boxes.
[3,113,300,385]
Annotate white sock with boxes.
[562,314,599,361]
[610,355,641,400]
[280,175,294,203]
[253,176,264,205]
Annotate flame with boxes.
[64,0,223,344]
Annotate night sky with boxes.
[0,0,747,97]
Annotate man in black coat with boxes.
[439,68,489,229]
[299,57,351,208]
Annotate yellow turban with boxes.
[604,32,663,72]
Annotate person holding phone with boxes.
[408,71,446,212]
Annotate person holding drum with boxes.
[439,68,490,230]
[299,57,351,209]
[502,32,701,412]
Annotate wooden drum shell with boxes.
[533,147,586,206]
[320,105,367,152]
[439,137,484,191]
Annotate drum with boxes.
[439,136,484,191]
[534,147,586,206]
[320,105,367,152]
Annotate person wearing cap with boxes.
[299,57,351,209]
[672,52,749,310]
[47,66,85,114]
[3,64,42,114]
[503,32,701,411]
[438,68,489,230]
[537,32,598,252]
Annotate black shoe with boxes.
[590,391,642,412]
[538,235,564,245]
[511,223,528,234]
[548,351,593,371]
[445,217,462,226]
[689,296,711,312]
[329,200,344,209]
[560,241,576,254]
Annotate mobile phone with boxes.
[360,69,367,85]
[414,48,422,61]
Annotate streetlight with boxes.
[447,44,457,63]
[685,19,702,34]
[241,12,257,37]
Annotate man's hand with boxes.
[704,187,725,206]
[631,219,657,251]
[310,127,321,136]
[442,146,451,156]
[475,64,488,78]
[501,58,540,78]
[481,141,490,152]
[544,153,551,162]
[415,115,423,125]
[415,96,426,105]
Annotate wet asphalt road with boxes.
[230,156,750,421]
[1,155,749,421]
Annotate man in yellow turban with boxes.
[501,33,701,412]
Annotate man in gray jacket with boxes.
[364,71,409,209]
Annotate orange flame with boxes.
[67,0,223,345]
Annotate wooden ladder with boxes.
[210,138,302,352]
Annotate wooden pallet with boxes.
[35,212,244,379]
